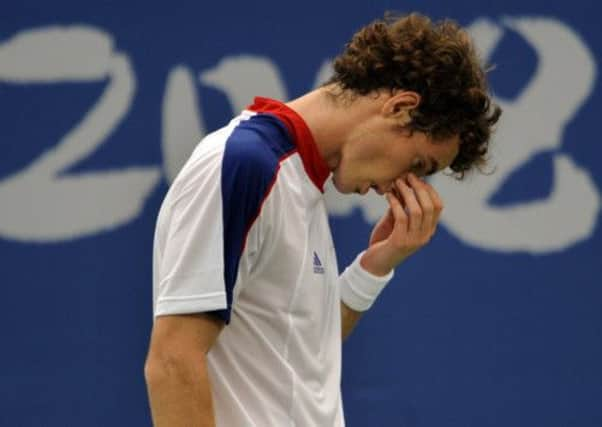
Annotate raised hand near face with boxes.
[360,173,444,276]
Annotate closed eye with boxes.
[426,157,439,176]
[411,157,439,177]
[411,157,426,175]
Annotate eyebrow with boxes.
[426,157,439,176]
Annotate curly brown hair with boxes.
[327,12,502,177]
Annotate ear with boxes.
[382,91,421,127]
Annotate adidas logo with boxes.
[313,251,325,274]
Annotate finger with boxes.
[385,192,408,231]
[408,174,434,232]
[423,181,444,228]
[375,205,394,230]
[396,178,422,232]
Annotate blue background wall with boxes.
[1,1,600,425]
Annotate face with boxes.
[331,116,460,195]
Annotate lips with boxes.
[355,184,370,195]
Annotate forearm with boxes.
[145,353,216,427]
[341,301,363,340]
[338,251,394,340]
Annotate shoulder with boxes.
[222,114,296,184]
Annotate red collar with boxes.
[247,97,330,193]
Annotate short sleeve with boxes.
[154,121,293,323]
[154,147,229,319]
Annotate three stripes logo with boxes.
[313,251,325,274]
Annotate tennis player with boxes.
[145,12,501,426]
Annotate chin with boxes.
[331,175,353,194]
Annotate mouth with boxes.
[354,187,370,196]
[354,184,371,195]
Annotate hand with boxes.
[360,173,444,276]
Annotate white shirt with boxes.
[152,97,344,426]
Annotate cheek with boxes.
[336,136,412,187]
[363,141,412,181]
[337,149,367,179]
[375,157,411,183]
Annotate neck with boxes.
[286,85,374,172]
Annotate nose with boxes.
[383,182,395,193]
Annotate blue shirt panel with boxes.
[213,114,296,323]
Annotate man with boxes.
[145,12,501,426]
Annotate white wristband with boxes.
[339,251,394,312]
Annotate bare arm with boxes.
[341,301,363,340]
[144,313,224,427]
